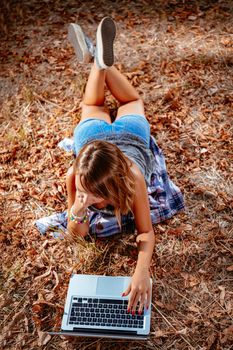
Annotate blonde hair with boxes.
[73,140,136,227]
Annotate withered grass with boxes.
[0,1,232,349]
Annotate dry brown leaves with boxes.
[1,0,233,349]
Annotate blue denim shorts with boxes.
[73,114,150,154]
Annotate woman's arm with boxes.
[66,165,90,238]
[123,167,155,313]
[133,172,155,272]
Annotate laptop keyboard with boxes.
[68,297,144,328]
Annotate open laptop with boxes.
[48,274,153,340]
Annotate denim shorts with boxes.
[73,114,150,154]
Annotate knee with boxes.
[117,98,144,117]
[120,97,143,107]
[81,103,107,113]
[82,101,105,107]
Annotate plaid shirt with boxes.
[35,136,185,238]
[88,136,185,237]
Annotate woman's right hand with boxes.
[73,191,90,214]
[73,190,103,215]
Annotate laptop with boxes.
[48,274,153,340]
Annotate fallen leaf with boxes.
[220,325,233,344]
[226,265,233,271]
[188,15,197,20]
[175,328,187,335]
[219,286,226,306]
[38,331,51,346]
[167,227,183,236]
[34,267,51,281]
[155,300,165,309]
[189,305,200,313]
[154,329,168,338]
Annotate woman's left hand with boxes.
[122,267,151,314]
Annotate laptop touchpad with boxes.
[96,277,125,296]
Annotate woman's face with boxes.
[75,175,104,204]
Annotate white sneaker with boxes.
[95,17,116,69]
[68,23,94,64]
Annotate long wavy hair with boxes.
[73,140,136,227]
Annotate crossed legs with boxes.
[80,62,145,124]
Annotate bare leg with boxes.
[105,66,145,119]
[80,63,144,123]
[106,66,139,103]
[83,62,106,105]
[80,61,111,123]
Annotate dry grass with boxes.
[0,0,233,349]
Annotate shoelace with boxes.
[84,35,95,57]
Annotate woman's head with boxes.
[73,140,135,222]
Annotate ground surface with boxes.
[0,0,233,349]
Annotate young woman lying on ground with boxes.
[66,17,185,315]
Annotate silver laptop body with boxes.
[49,274,152,340]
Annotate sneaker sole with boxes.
[68,23,90,63]
[96,17,116,69]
